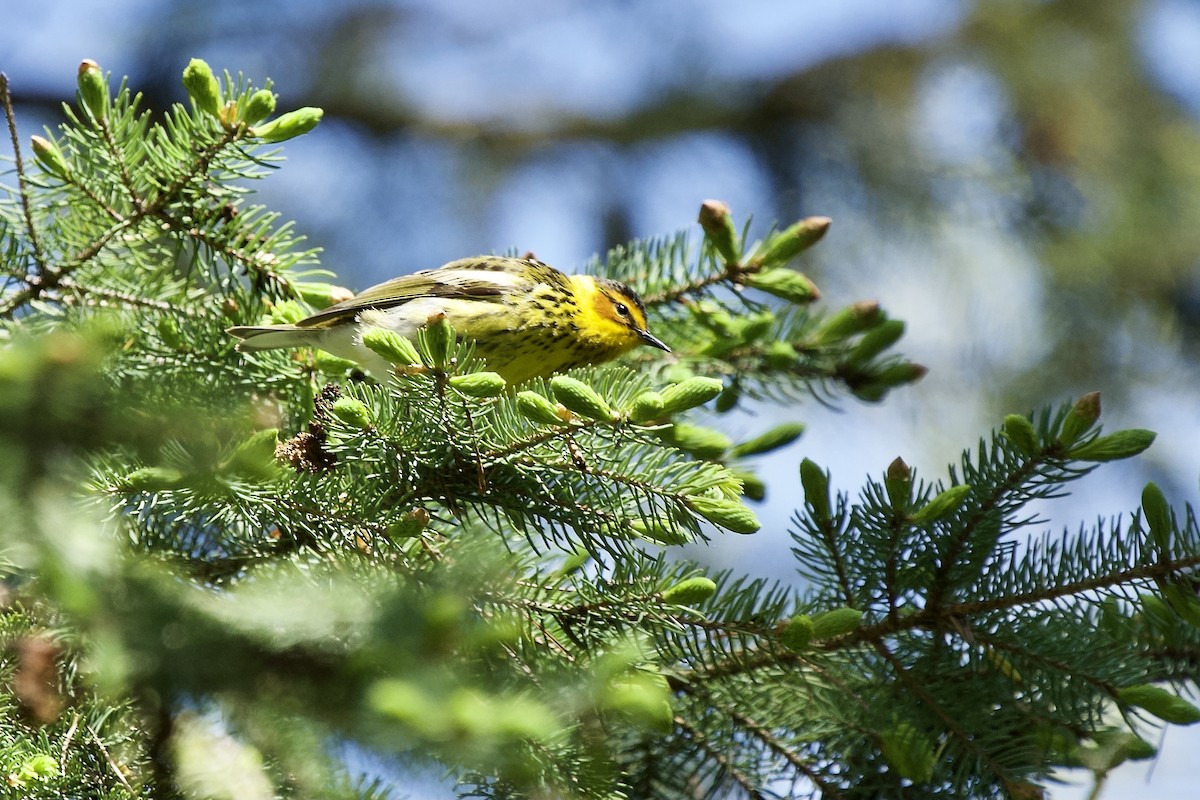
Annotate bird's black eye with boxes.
[614,302,631,318]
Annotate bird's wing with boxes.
[296,267,513,329]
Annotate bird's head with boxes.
[573,276,670,357]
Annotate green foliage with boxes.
[0,59,1198,800]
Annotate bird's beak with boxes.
[639,329,671,352]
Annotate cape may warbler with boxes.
[227,256,669,384]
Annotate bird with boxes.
[227,255,670,385]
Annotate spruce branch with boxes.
[1,72,49,277]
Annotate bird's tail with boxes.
[226,324,318,351]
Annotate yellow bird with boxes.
[227,255,669,385]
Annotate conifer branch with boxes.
[674,715,767,800]
[727,707,841,799]
[1,73,48,275]
[874,642,1012,781]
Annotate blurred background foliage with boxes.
[4,0,1199,795]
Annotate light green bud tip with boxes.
[684,495,760,534]
[730,422,806,458]
[294,281,354,309]
[663,423,731,459]
[752,216,831,269]
[660,576,717,605]
[30,136,70,179]
[629,518,689,546]
[764,340,799,369]
[182,58,222,118]
[810,607,862,639]
[697,199,740,264]
[659,376,724,415]
[362,327,422,367]
[330,396,372,429]
[313,352,359,375]
[813,300,884,344]
[779,614,814,652]
[731,468,766,501]
[744,268,821,304]
[1116,684,1200,725]
[449,371,507,398]
[420,314,455,369]
[715,382,740,413]
[1067,428,1156,463]
[1057,391,1102,448]
[1141,482,1171,552]
[800,458,831,520]
[630,390,666,423]
[251,106,324,142]
[224,428,280,480]
[884,456,911,509]
[910,484,971,525]
[516,390,568,426]
[124,466,184,491]
[77,59,108,121]
[240,88,277,126]
[551,375,615,421]
[1001,414,1040,456]
[848,319,906,365]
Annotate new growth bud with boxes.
[550,376,616,422]
[662,423,731,459]
[1058,391,1101,447]
[420,314,455,369]
[910,484,972,525]
[751,216,831,269]
[223,428,280,481]
[516,390,569,426]
[294,281,354,309]
[629,518,690,546]
[1141,482,1172,553]
[182,58,222,119]
[810,607,863,639]
[779,614,815,652]
[684,495,761,534]
[730,422,806,458]
[743,269,821,304]
[124,466,184,491]
[240,89,278,126]
[848,320,905,365]
[251,107,324,142]
[448,372,507,398]
[629,390,666,423]
[362,328,423,367]
[799,458,831,520]
[330,396,372,429]
[30,136,69,179]
[659,376,724,415]
[77,59,108,121]
[697,199,740,264]
[1116,684,1200,725]
[812,301,884,344]
[1002,414,1040,457]
[885,457,911,510]
[660,576,717,605]
[1067,429,1156,462]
